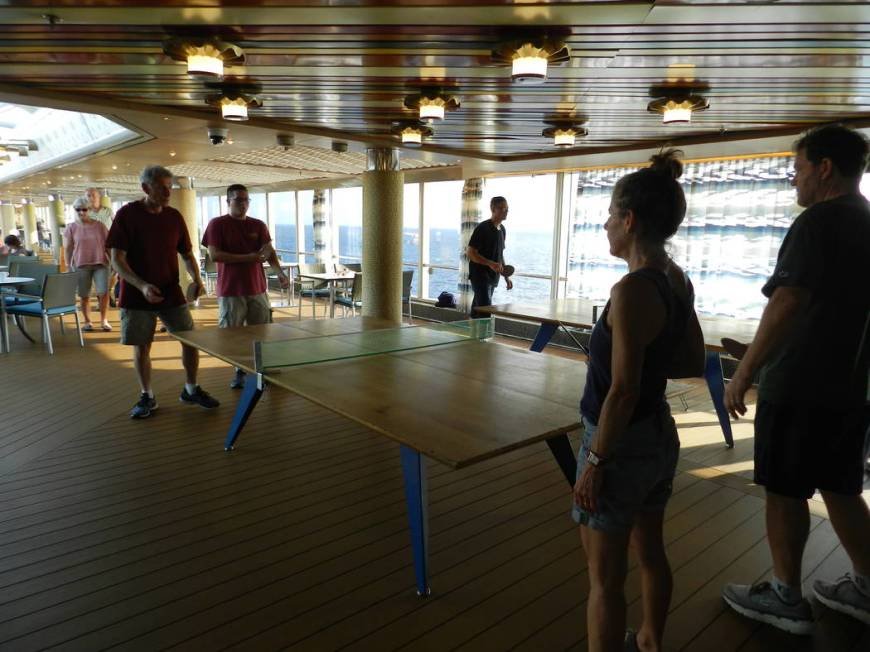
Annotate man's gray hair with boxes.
[72,195,89,210]
[139,165,174,186]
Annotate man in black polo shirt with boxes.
[721,124,870,633]
[466,196,513,316]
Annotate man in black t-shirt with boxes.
[721,125,870,633]
[466,196,513,316]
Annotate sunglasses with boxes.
[75,208,89,213]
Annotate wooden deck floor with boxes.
[0,297,867,651]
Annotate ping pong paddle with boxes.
[186,281,204,303]
[502,264,515,278]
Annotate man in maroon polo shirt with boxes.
[202,183,290,388]
[107,164,219,419]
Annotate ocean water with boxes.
[275,224,774,317]
[275,224,552,303]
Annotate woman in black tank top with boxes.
[573,151,705,652]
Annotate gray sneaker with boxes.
[722,581,814,635]
[813,574,870,625]
[130,393,158,419]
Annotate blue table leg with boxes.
[530,321,558,352]
[704,351,734,448]
[546,434,577,486]
[224,373,264,451]
[400,445,430,597]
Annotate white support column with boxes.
[48,196,64,265]
[0,203,15,242]
[22,201,38,251]
[169,177,199,286]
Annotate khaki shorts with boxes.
[75,265,109,298]
[218,293,271,328]
[120,304,194,346]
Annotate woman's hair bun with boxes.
[648,148,684,180]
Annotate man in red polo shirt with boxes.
[107,164,219,419]
[202,183,290,389]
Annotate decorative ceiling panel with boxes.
[0,0,867,162]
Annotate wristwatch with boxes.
[586,450,609,467]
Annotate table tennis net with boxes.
[254,319,494,371]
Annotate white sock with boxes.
[144,389,154,398]
[184,383,198,395]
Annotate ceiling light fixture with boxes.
[542,123,588,148]
[492,36,570,85]
[647,85,710,125]
[163,37,245,79]
[207,91,263,122]
[391,121,433,147]
[404,90,460,122]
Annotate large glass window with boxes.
[203,195,222,224]
[484,175,556,304]
[564,156,798,319]
[423,180,463,299]
[249,192,267,225]
[333,186,363,264]
[298,190,315,262]
[403,183,420,296]
[268,191,297,262]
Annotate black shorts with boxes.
[754,400,869,499]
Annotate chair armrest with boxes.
[7,292,41,300]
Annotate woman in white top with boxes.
[64,196,111,331]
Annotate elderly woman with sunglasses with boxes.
[64,195,112,331]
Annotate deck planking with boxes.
[0,295,866,651]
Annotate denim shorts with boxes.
[75,265,109,298]
[572,405,680,534]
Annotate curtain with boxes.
[458,178,483,313]
[312,189,329,264]
[567,155,797,319]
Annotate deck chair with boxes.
[5,272,83,354]
[7,261,59,299]
[295,263,330,319]
[335,273,363,317]
[3,262,60,343]
[401,269,414,321]
[334,263,361,299]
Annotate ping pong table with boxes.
[478,299,758,448]
[172,316,586,596]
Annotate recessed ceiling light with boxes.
[169,151,176,157]
[112,165,118,170]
